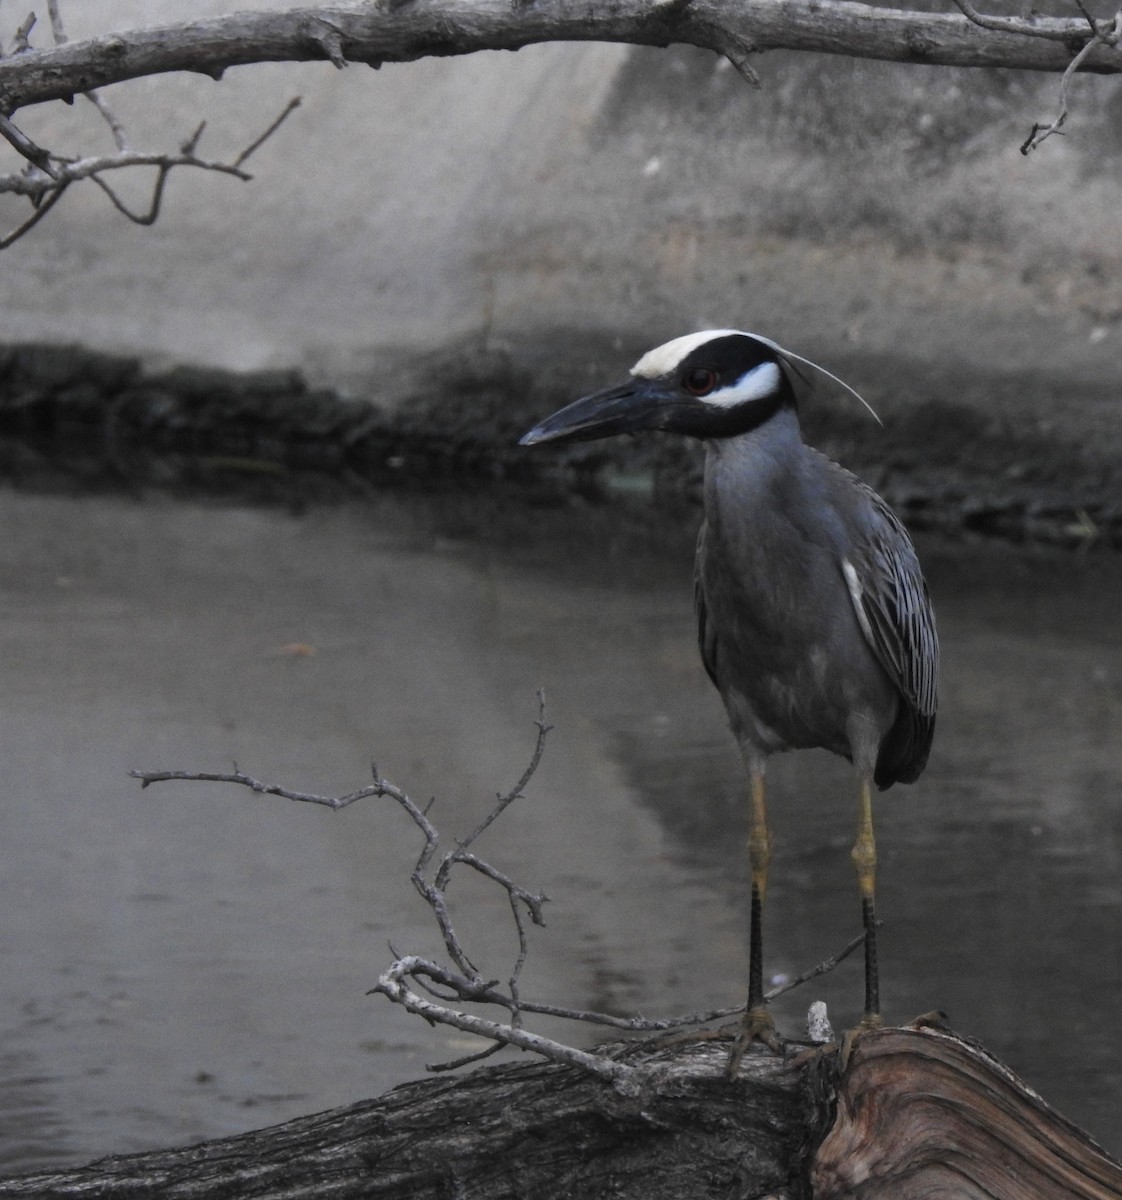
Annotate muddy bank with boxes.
[0,340,1117,548]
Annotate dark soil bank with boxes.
[0,340,1117,548]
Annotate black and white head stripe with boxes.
[632,330,782,408]
[632,329,881,424]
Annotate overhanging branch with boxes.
[0,0,1120,116]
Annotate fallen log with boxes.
[1,1023,1119,1199]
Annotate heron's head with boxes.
[519,330,796,447]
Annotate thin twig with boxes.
[427,1040,507,1073]
[0,150,251,197]
[1020,10,1120,153]
[0,113,59,177]
[0,180,68,249]
[377,927,870,1038]
[1072,0,1102,32]
[232,95,302,167]
[953,0,1121,151]
[45,0,65,43]
[456,690,551,853]
[45,0,133,152]
[719,33,763,87]
[765,928,869,1002]
[130,765,382,808]
[83,91,129,152]
[0,96,300,248]
[87,164,174,226]
[11,10,35,53]
[371,957,635,1085]
[951,0,1076,42]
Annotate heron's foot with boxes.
[656,1006,785,1073]
[907,1009,951,1032]
[726,1006,784,1077]
[836,1011,886,1071]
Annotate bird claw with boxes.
[726,1006,784,1077]
[835,1012,884,1072]
[826,1011,952,1072]
[655,1007,785,1076]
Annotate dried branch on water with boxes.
[132,694,872,1082]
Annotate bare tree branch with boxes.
[130,765,381,808]
[1,0,1121,120]
[0,146,248,196]
[949,0,1122,151]
[0,95,300,244]
[1019,9,1122,151]
[0,0,1115,247]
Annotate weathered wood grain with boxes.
[814,1025,1122,1200]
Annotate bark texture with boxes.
[0,1042,809,1200]
[1,1027,1120,1200]
[0,0,1120,116]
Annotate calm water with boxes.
[0,485,1120,1172]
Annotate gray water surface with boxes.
[0,486,1120,1171]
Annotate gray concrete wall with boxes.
[2,2,1120,409]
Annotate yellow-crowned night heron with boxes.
[520,330,938,1066]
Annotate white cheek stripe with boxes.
[699,361,781,408]
[631,329,744,379]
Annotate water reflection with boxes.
[0,486,1119,1171]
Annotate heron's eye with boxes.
[682,368,718,396]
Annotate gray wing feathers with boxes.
[694,523,720,690]
[843,485,938,785]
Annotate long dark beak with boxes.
[519,379,676,446]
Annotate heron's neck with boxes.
[702,407,811,530]
[705,405,804,478]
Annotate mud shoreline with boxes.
[0,340,1116,549]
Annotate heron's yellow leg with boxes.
[852,775,876,901]
[748,770,773,901]
[728,771,782,1074]
[851,774,882,1027]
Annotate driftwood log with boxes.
[1,1023,1119,1199]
